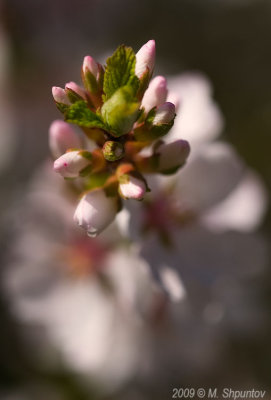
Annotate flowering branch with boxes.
[49,40,190,236]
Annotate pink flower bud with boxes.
[53,150,91,178]
[158,140,190,172]
[49,120,83,159]
[152,102,175,125]
[52,86,70,105]
[74,189,118,236]
[82,55,99,80]
[135,39,156,78]
[119,175,146,200]
[65,81,87,100]
[141,76,168,113]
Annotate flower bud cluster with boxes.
[49,40,190,236]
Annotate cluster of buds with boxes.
[49,40,190,236]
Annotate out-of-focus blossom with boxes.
[115,73,268,385]
[3,163,155,393]
[156,139,190,172]
[3,71,269,396]
[166,73,224,145]
[117,72,268,326]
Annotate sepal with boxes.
[65,82,87,103]
[81,56,104,108]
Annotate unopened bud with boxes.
[102,141,124,161]
[153,102,175,125]
[52,86,70,105]
[49,120,83,159]
[157,140,190,173]
[74,189,118,236]
[65,81,87,101]
[82,56,99,80]
[141,76,168,113]
[119,174,146,200]
[135,39,156,78]
[53,150,92,178]
[81,56,103,102]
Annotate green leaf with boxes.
[101,86,140,136]
[66,88,84,103]
[103,45,139,100]
[64,101,107,130]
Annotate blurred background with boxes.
[1,0,271,399]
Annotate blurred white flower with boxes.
[166,73,224,146]
[116,73,268,380]
[3,163,155,394]
[3,73,269,395]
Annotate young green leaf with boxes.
[64,101,107,130]
[103,45,139,100]
[101,86,140,136]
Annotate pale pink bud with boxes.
[135,39,156,78]
[152,102,175,125]
[65,81,87,100]
[167,91,181,111]
[52,86,70,105]
[158,140,190,172]
[83,55,99,80]
[119,175,146,200]
[53,150,90,178]
[74,189,118,236]
[49,120,82,159]
[141,76,168,113]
